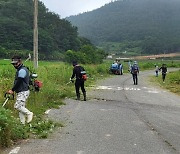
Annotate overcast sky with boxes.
[40,0,113,18]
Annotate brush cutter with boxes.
[2,93,14,107]
[25,53,31,62]
[66,79,74,85]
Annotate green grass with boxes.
[0,108,27,148]
[0,59,111,148]
[150,70,180,95]
[136,59,180,70]
[0,59,179,149]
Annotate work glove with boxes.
[70,78,74,83]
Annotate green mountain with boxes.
[67,0,180,54]
[0,0,92,60]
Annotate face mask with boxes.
[12,63,20,69]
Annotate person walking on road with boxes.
[155,65,159,77]
[159,64,167,83]
[70,61,86,101]
[119,63,123,75]
[131,61,139,85]
[7,56,33,124]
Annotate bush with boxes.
[0,108,27,148]
[65,45,107,64]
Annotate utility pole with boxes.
[33,0,38,68]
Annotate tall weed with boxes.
[151,70,180,95]
[0,59,179,148]
[0,108,27,148]
[0,60,112,148]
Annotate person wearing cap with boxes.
[130,61,139,85]
[70,61,86,101]
[159,64,167,83]
[7,56,33,124]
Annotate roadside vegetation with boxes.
[0,59,179,149]
[151,70,180,95]
[141,59,180,95]
[138,59,180,70]
[0,59,110,149]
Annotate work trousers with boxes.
[75,79,86,96]
[14,90,31,124]
[132,74,138,85]
[155,71,158,77]
[162,73,166,81]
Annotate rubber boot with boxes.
[83,92,86,101]
[76,93,80,100]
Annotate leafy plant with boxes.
[150,70,180,95]
[0,60,112,148]
[0,108,27,148]
[28,117,63,139]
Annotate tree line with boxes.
[67,0,180,55]
[0,0,106,63]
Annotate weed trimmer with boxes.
[25,53,31,62]
[2,93,14,107]
[66,79,74,85]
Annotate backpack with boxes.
[27,67,43,91]
[29,73,43,91]
[132,65,139,74]
[80,67,87,81]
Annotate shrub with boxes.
[65,45,107,64]
[0,108,27,148]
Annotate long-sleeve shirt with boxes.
[71,65,85,80]
[159,66,167,74]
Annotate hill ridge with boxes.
[67,0,180,54]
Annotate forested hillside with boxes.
[67,0,180,55]
[0,0,105,62]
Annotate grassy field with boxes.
[150,70,180,95]
[0,59,179,149]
